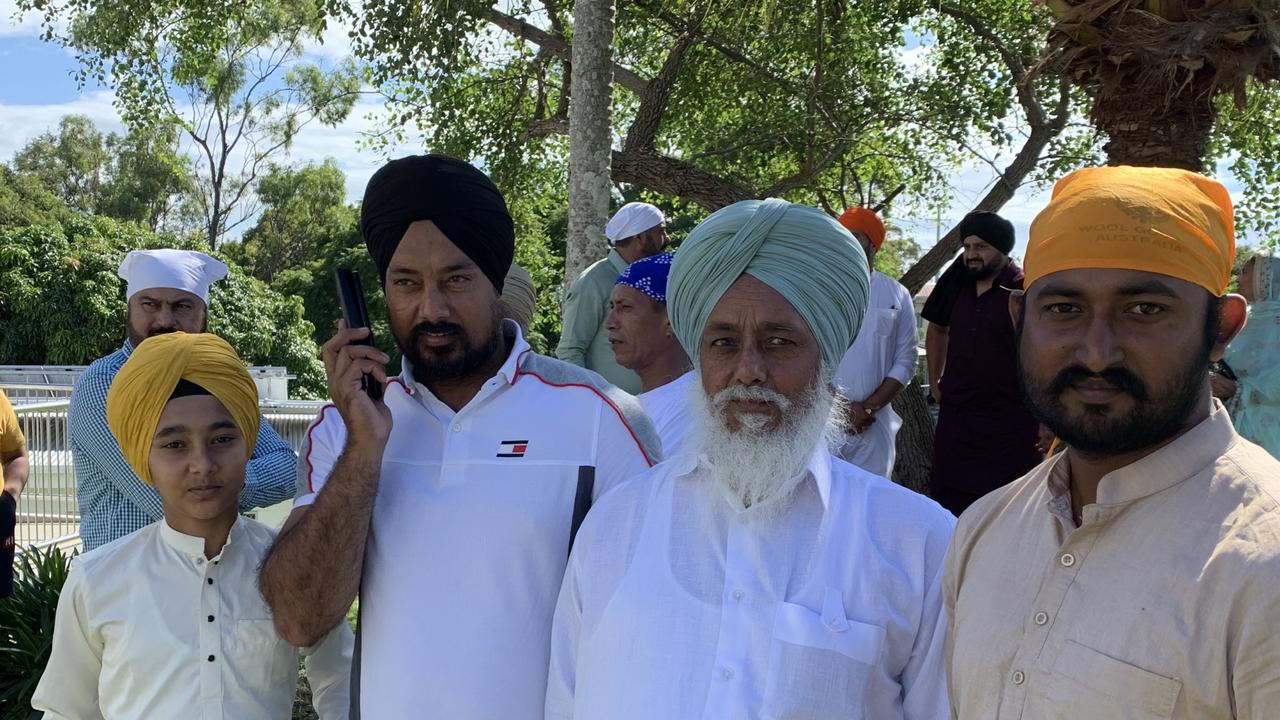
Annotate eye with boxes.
[708,337,736,348]
[1044,303,1080,314]
[175,302,192,312]
[211,434,238,445]
[161,440,186,449]
[392,278,417,287]
[766,336,794,346]
[1128,302,1167,316]
[447,274,471,284]
[141,300,158,309]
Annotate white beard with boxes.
[689,367,847,521]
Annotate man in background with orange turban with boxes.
[834,207,920,478]
[944,167,1280,719]
[33,332,352,719]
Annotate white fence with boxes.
[8,389,328,548]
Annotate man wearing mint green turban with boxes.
[547,199,955,720]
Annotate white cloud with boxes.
[0,89,123,161]
[0,0,57,38]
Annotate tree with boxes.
[21,0,364,248]
[9,115,195,232]
[566,0,618,282]
[1038,0,1280,170]
[12,115,110,214]
[0,164,72,231]
[228,160,353,283]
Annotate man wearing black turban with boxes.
[261,154,661,719]
[919,211,1043,516]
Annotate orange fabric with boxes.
[1027,166,1234,296]
[838,207,886,250]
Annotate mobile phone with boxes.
[335,268,384,401]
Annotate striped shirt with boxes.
[70,340,297,551]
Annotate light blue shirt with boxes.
[70,340,298,551]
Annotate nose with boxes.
[153,306,177,328]
[604,307,620,332]
[1074,314,1124,373]
[730,342,768,387]
[416,284,453,323]
[187,443,218,478]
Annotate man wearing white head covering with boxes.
[546,199,954,720]
[69,249,297,550]
[555,202,668,394]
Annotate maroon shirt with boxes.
[930,261,1041,498]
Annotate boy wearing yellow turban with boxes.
[944,167,1280,719]
[33,333,353,720]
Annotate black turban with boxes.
[359,154,515,292]
[921,211,1016,326]
[957,211,1014,255]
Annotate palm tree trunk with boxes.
[1094,77,1216,171]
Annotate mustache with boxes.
[411,321,465,337]
[147,326,179,337]
[711,384,792,411]
[1047,365,1149,402]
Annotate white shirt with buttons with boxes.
[295,321,660,719]
[32,516,353,720]
[546,445,955,720]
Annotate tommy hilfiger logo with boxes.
[497,440,530,458]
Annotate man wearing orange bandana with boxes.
[944,167,1280,719]
[834,208,920,477]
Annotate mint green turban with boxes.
[667,198,870,367]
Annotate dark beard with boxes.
[397,308,505,385]
[1017,329,1213,457]
[963,257,1002,281]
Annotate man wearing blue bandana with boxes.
[546,199,954,720]
[604,252,695,456]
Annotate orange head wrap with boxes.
[838,207,886,250]
[1027,166,1234,296]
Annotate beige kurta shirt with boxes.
[945,400,1280,720]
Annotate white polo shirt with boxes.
[295,321,660,719]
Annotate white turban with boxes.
[604,202,665,244]
[117,249,229,305]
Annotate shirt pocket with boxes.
[873,308,896,338]
[1038,640,1182,720]
[234,618,297,700]
[760,600,886,720]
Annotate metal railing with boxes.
[8,392,328,548]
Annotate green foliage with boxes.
[0,215,326,397]
[0,545,73,720]
[7,115,195,232]
[0,167,71,232]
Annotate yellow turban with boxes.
[106,332,260,485]
[1027,166,1235,296]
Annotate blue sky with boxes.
[0,4,1254,257]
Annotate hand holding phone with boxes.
[335,268,384,402]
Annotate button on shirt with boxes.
[70,340,298,551]
[945,401,1280,719]
[32,516,353,719]
[637,371,698,458]
[835,271,920,477]
[547,446,955,720]
[296,321,660,719]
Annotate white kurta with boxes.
[637,371,698,458]
[835,271,919,478]
[546,446,955,720]
[32,517,353,720]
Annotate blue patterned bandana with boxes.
[615,252,675,304]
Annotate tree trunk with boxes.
[565,0,617,284]
[1094,78,1216,171]
[891,379,933,495]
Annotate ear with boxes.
[663,317,674,339]
[1008,289,1025,330]
[1211,294,1248,362]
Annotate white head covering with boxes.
[604,202,665,245]
[117,249,229,305]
